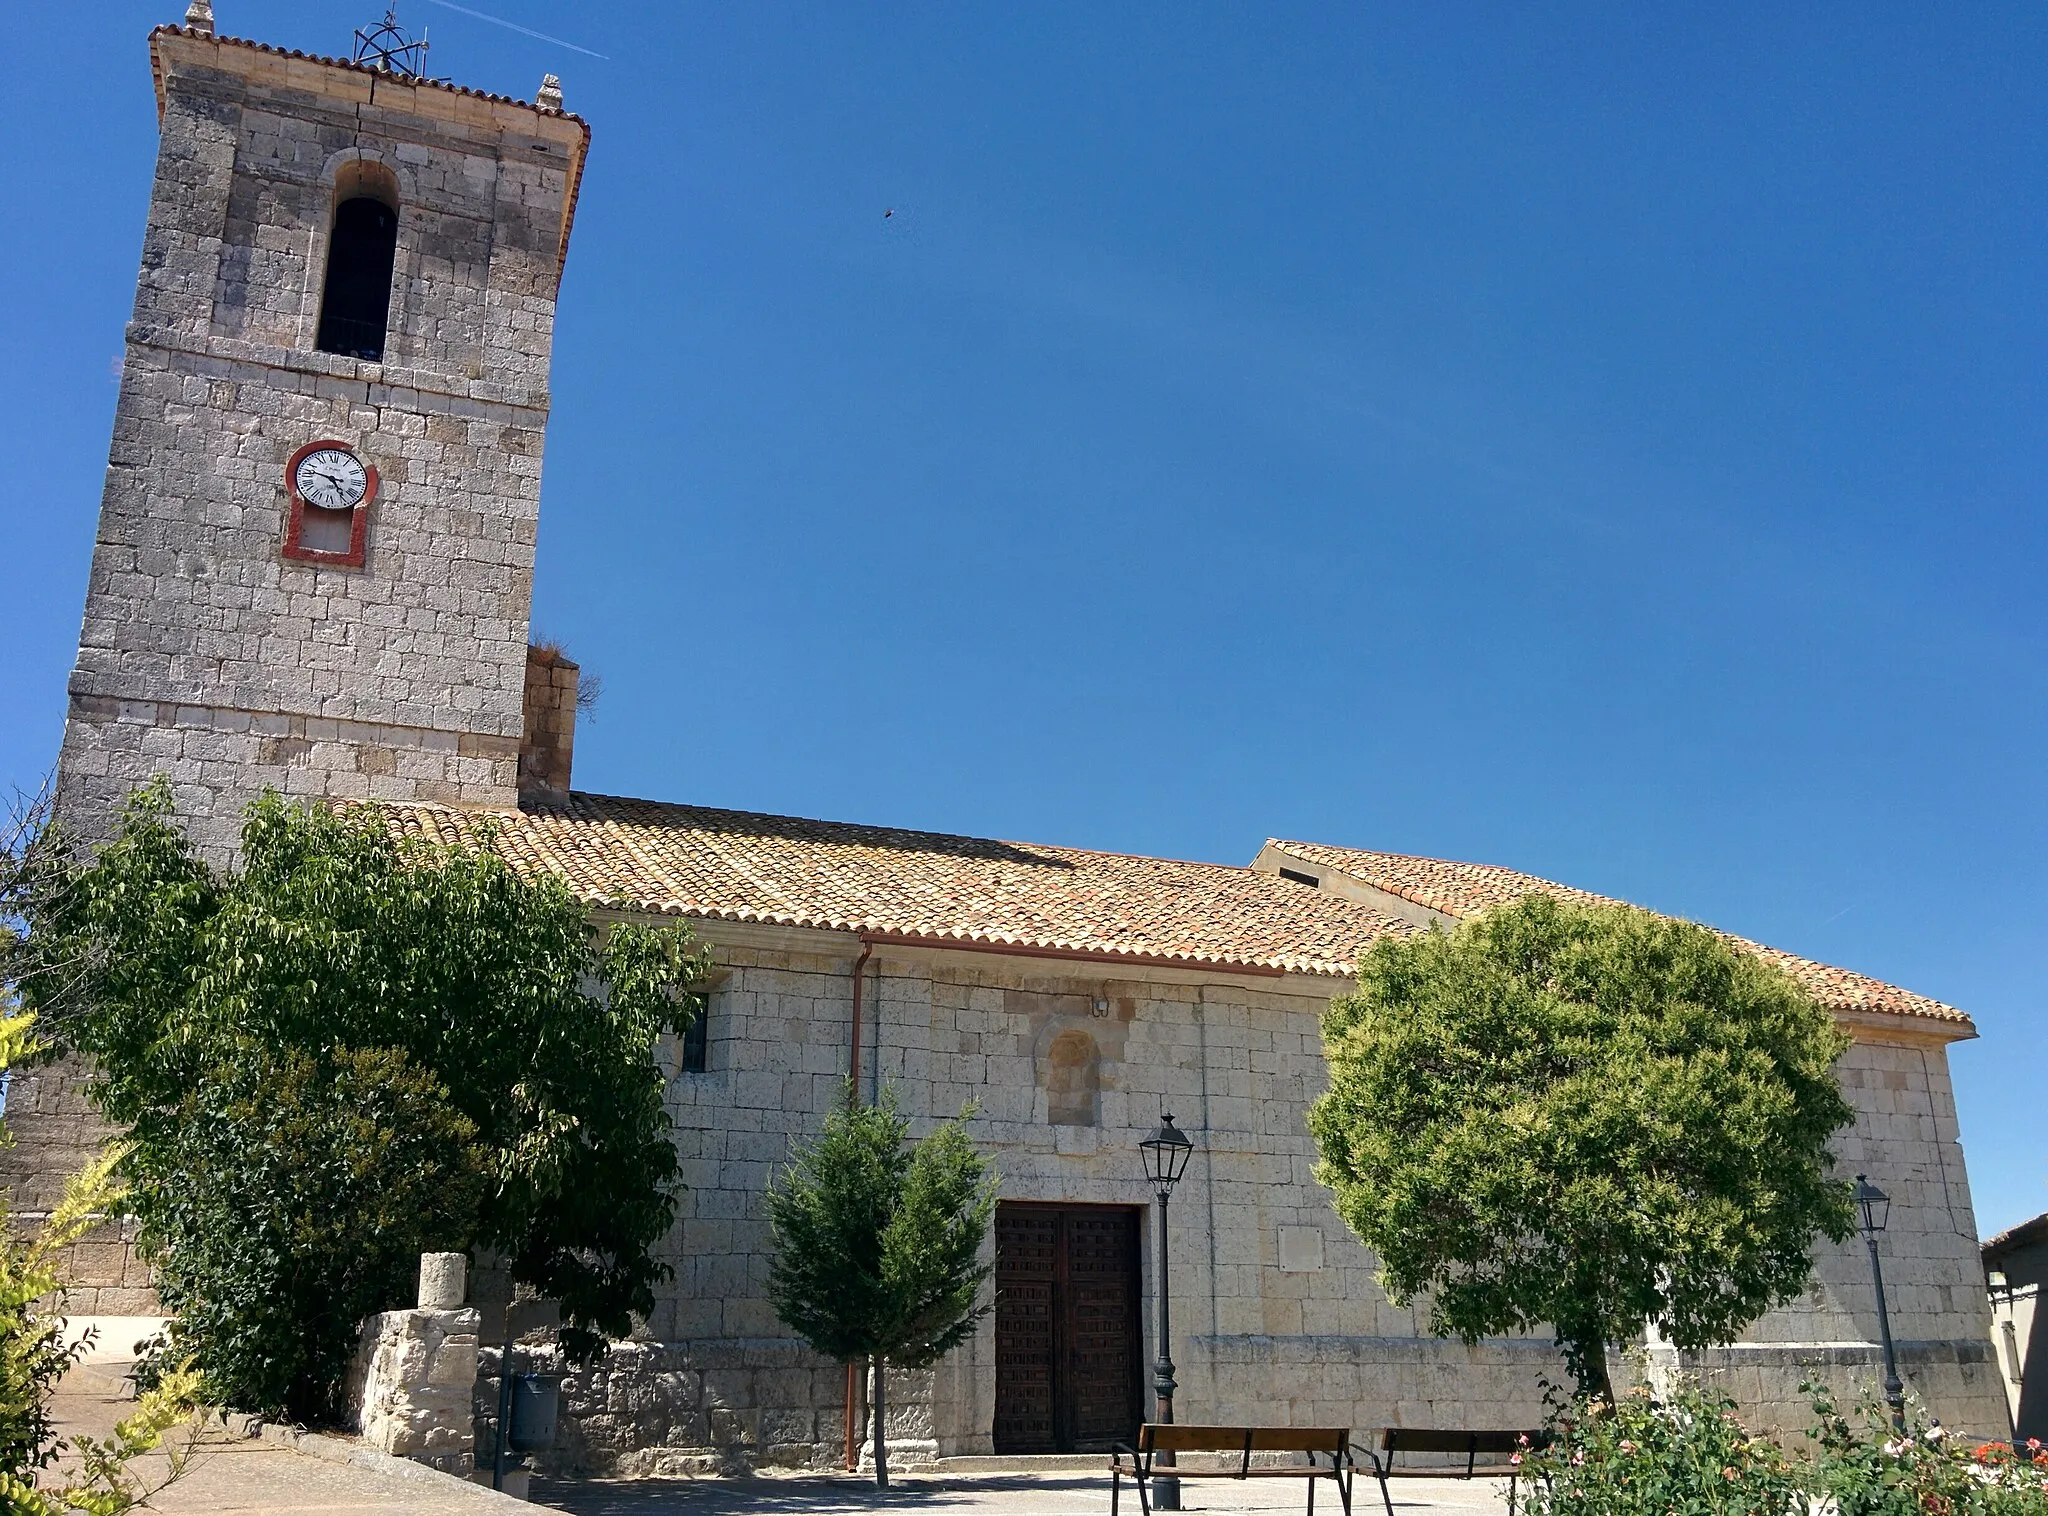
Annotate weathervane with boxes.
[352,7,434,79]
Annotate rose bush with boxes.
[1521,1379,1806,1516]
[1806,1379,2048,1516]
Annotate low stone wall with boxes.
[1641,1338,2009,1442]
[508,1338,933,1477]
[343,1306,481,1476]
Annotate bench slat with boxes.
[1379,1428,1536,1455]
[1118,1467,1349,1479]
[1381,1464,1523,1478]
[1141,1425,1348,1455]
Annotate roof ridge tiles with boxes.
[555,790,1274,876]
[150,24,588,121]
[1267,837,1969,1029]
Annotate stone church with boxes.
[31,4,2008,1473]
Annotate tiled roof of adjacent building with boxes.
[1982,1211,2048,1261]
[376,794,1417,977]
[1267,840,1970,1027]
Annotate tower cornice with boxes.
[148,25,591,278]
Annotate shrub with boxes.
[134,1045,486,1421]
[1522,1378,1807,1516]
[1806,1378,2048,1516]
[0,1010,197,1514]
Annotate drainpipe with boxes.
[848,939,874,1094]
[844,937,874,1472]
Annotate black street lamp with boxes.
[1141,1112,1194,1512]
[1853,1174,1907,1433]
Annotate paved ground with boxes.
[44,1356,1519,1514]
[48,1358,529,1515]
[533,1471,1517,1516]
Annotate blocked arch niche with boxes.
[1044,1028,1101,1127]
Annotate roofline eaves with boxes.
[147,25,593,277]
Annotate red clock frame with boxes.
[281,438,377,569]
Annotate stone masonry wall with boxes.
[0,1055,113,1218]
[541,920,2006,1474]
[0,1054,156,1315]
[54,28,587,859]
[517,645,577,800]
[345,1306,481,1475]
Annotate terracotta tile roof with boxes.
[1269,840,1970,1028]
[373,794,1417,977]
[1982,1211,2048,1260]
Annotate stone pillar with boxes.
[517,646,579,802]
[343,1254,480,1475]
[419,1252,467,1310]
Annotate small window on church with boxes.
[316,188,399,362]
[680,1000,709,1073]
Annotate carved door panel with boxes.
[1064,1209,1141,1450]
[993,1206,1059,1453]
[994,1203,1140,1454]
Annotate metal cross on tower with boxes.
[352,7,433,78]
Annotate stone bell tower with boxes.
[55,3,589,858]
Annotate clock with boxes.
[292,446,370,511]
[282,439,378,567]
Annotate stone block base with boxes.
[517,1338,929,1478]
[346,1307,481,1475]
[1639,1338,2011,1442]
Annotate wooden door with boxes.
[993,1203,1141,1454]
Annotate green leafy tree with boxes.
[15,781,711,1417]
[132,1045,488,1420]
[765,1088,995,1488]
[1309,893,1856,1402]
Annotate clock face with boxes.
[292,447,369,511]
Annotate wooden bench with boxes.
[1355,1428,1545,1516]
[1111,1425,1354,1516]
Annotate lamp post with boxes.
[1853,1174,1907,1433]
[1140,1112,1194,1512]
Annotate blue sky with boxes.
[3,3,2042,1233]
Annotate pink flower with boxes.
[1509,1453,1522,1467]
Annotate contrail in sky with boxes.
[415,0,609,59]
